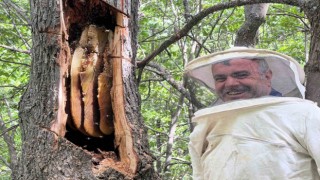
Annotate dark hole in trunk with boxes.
[65,126,115,153]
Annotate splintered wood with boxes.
[70,25,114,137]
[111,12,138,174]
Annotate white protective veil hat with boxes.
[184,47,306,98]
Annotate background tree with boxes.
[0,0,318,179]
[0,0,30,178]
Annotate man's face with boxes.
[211,58,272,102]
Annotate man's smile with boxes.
[226,90,244,95]
[223,86,250,99]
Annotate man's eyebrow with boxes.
[213,74,226,78]
[213,73,225,76]
[232,70,250,75]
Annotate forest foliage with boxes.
[0,0,308,179]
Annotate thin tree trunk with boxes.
[304,2,320,105]
[235,3,269,47]
[163,95,184,173]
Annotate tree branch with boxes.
[0,124,18,138]
[0,99,19,171]
[192,10,225,57]
[187,34,211,54]
[171,157,191,165]
[0,58,30,67]
[146,62,204,109]
[0,153,10,168]
[269,12,309,29]
[0,118,18,171]
[0,44,30,55]
[0,85,25,90]
[145,125,168,137]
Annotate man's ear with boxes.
[265,69,272,80]
[265,69,272,87]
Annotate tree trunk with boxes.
[15,0,159,179]
[303,1,320,105]
[235,3,269,47]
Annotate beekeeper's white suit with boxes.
[185,47,320,180]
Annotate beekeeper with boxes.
[185,47,320,180]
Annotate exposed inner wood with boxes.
[111,12,138,174]
[92,154,134,178]
[50,32,71,139]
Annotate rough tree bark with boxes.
[303,1,320,105]
[15,0,159,179]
